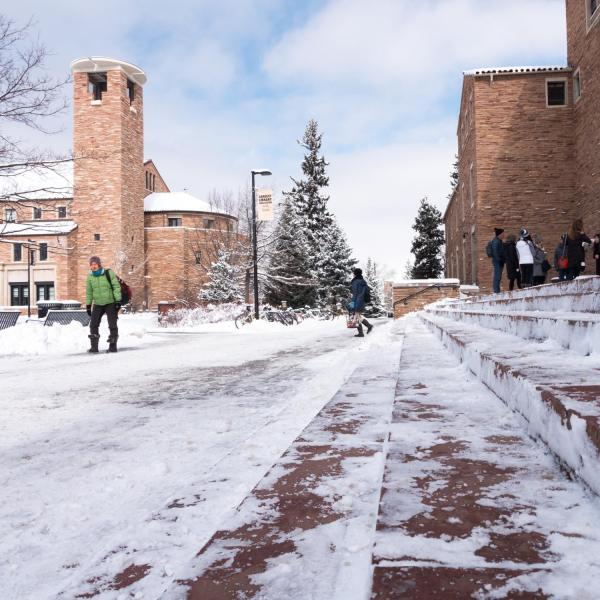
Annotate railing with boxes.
[393,284,442,308]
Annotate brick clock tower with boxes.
[71,57,146,308]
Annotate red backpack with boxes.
[105,270,132,305]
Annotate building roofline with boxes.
[70,57,147,86]
[464,65,571,76]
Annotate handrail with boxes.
[393,284,442,307]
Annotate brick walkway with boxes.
[160,320,600,599]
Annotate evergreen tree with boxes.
[200,248,243,303]
[364,257,385,315]
[410,198,445,279]
[263,197,315,307]
[447,154,459,199]
[315,218,356,307]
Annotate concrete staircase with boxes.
[420,275,600,496]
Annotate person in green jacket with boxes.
[86,256,122,353]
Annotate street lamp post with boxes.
[251,169,272,319]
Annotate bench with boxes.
[0,311,20,331]
[44,310,91,328]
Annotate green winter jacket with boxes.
[86,269,122,306]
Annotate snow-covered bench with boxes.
[0,310,20,330]
[44,309,90,328]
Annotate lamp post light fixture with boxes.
[251,168,272,319]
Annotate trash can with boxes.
[37,301,63,318]
[61,300,82,310]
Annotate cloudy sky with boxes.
[6,0,568,277]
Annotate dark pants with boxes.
[520,264,533,287]
[558,269,567,281]
[565,266,580,280]
[492,261,504,293]
[90,303,118,339]
[596,260,600,277]
[508,272,522,291]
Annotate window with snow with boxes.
[57,206,67,219]
[546,80,566,106]
[168,217,182,227]
[36,282,55,301]
[39,243,48,261]
[13,243,22,262]
[127,79,135,104]
[5,208,16,222]
[33,207,42,219]
[88,72,108,101]
[195,251,202,264]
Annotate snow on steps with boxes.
[419,311,600,496]
[162,328,404,600]
[448,275,600,313]
[425,306,600,356]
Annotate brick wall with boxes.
[143,160,170,196]
[393,284,460,319]
[567,0,600,236]
[72,68,145,307]
[447,70,578,294]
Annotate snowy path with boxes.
[0,319,381,600]
[372,317,600,599]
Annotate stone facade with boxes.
[0,57,240,312]
[445,1,600,293]
[392,281,460,319]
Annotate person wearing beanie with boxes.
[490,227,506,293]
[349,267,373,338]
[516,230,535,287]
[504,233,522,291]
[86,256,122,353]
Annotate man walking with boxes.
[491,228,506,293]
[350,267,373,338]
[86,256,122,353]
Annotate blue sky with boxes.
[6,0,568,278]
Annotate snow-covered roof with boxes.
[144,192,221,215]
[0,221,77,236]
[464,65,571,76]
[393,278,460,288]
[71,57,147,86]
[0,162,73,201]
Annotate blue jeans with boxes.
[492,261,504,293]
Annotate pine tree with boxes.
[364,257,385,315]
[447,154,459,199]
[200,248,243,303]
[263,197,315,307]
[315,218,356,307]
[410,198,445,279]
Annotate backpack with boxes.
[485,239,494,258]
[364,284,372,304]
[105,269,132,305]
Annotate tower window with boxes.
[57,206,67,218]
[195,250,202,264]
[33,207,42,219]
[152,174,156,191]
[546,80,566,106]
[127,79,135,104]
[94,233,101,241]
[39,243,48,261]
[13,243,22,261]
[168,217,182,227]
[88,72,108,101]
[5,208,16,222]
[203,219,215,229]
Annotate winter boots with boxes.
[355,323,365,337]
[364,319,373,334]
[88,334,100,353]
[107,335,118,353]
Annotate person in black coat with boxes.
[554,234,568,281]
[565,219,591,280]
[350,268,373,338]
[504,234,521,291]
[593,234,600,277]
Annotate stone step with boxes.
[425,306,600,355]
[160,329,405,599]
[419,312,600,496]
[371,318,600,599]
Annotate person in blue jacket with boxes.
[350,267,373,338]
[491,228,506,293]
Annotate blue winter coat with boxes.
[491,237,506,263]
[351,277,367,312]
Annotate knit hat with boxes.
[89,256,102,265]
[494,228,504,237]
[519,228,528,239]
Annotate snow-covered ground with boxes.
[0,314,384,599]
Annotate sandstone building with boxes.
[0,57,238,310]
[444,0,600,292]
